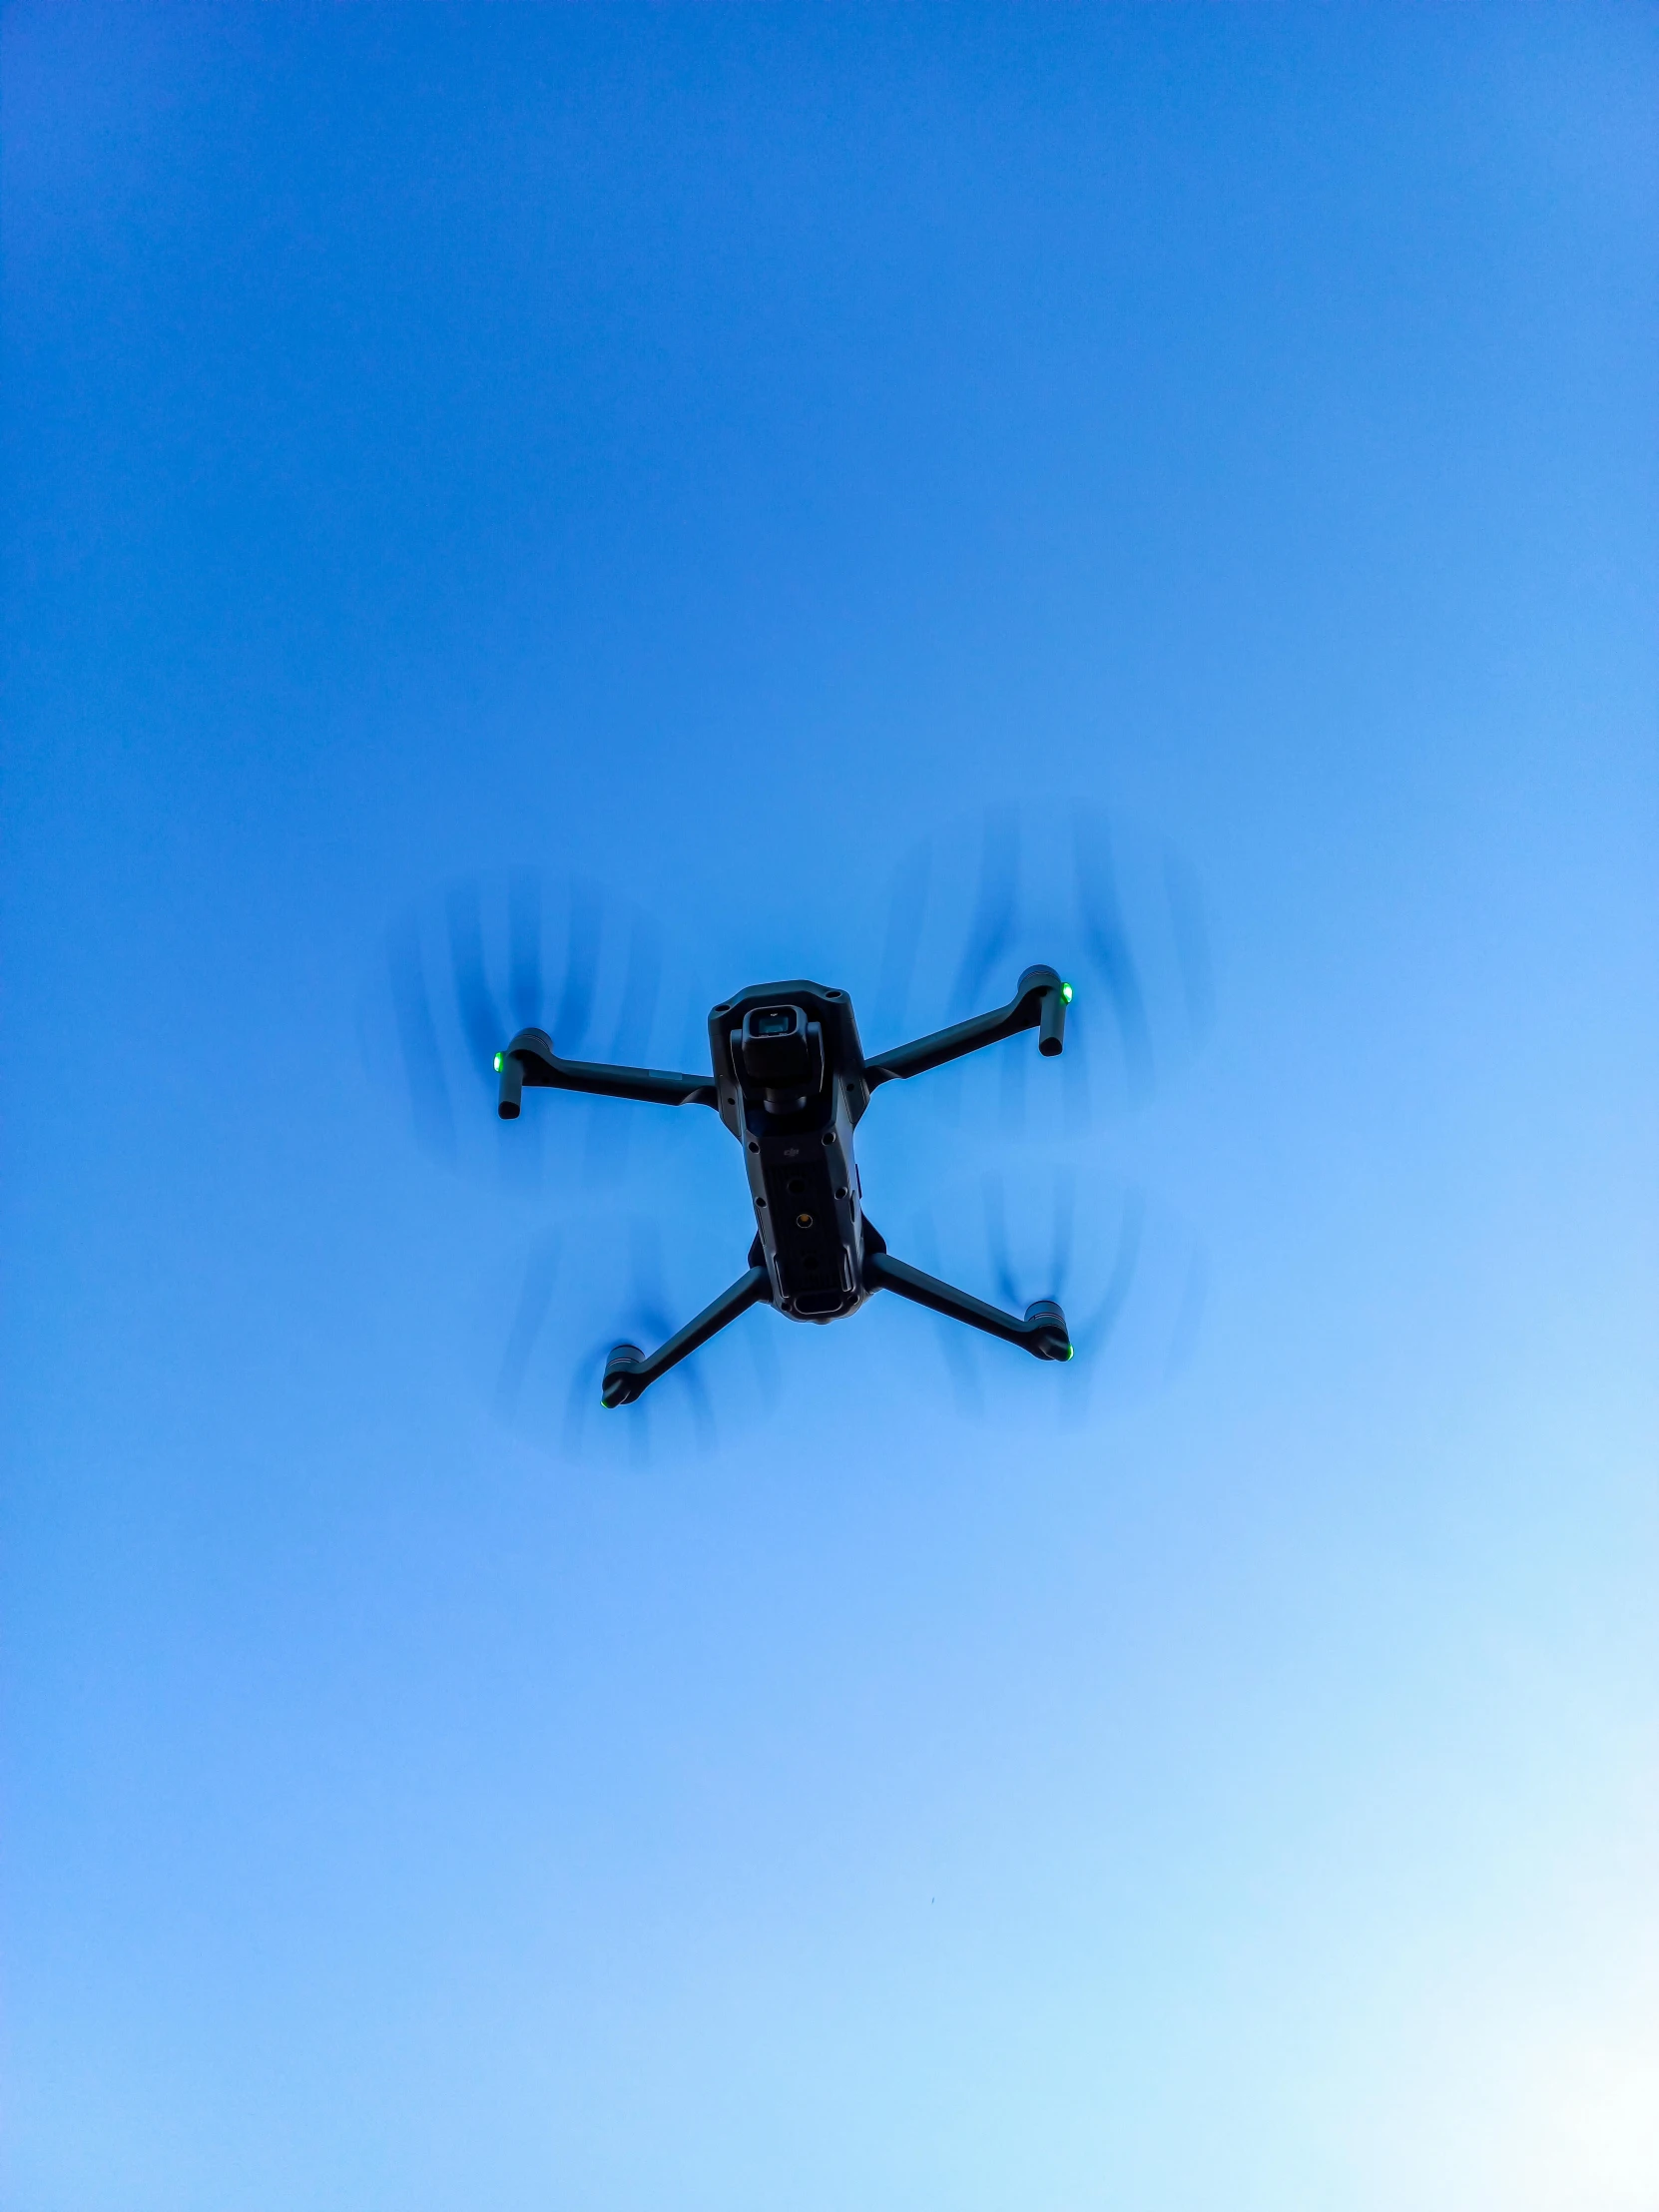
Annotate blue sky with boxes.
[4,7,1656,2208]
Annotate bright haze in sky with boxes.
[4,8,1656,2210]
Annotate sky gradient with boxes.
[4,8,1657,2209]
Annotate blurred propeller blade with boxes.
[1073,817,1153,1100]
[624,1218,718,1451]
[607,912,663,1062]
[874,844,931,1042]
[446,881,506,1094]
[1074,1185,1144,1356]
[1049,1163,1077,1297]
[981,1164,1077,1310]
[508,867,543,1033]
[983,1174,1022,1310]
[495,1232,561,1419]
[387,913,456,1162]
[583,913,666,1179]
[950,811,1020,1016]
[556,881,603,1055]
[900,1200,982,1411]
[548,1219,721,1464]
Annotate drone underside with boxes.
[495,965,1074,1406]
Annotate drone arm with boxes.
[498,1026,719,1117]
[863,965,1067,1090]
[863,1247,1071,1361]
[602,1264,772,1407]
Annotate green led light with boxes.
[1064,1344,1075,1360]
[493,1052,503,1072]
[1060,982,1073,1003]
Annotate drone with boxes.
[494,966,1076,1406]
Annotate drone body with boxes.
[496,965,1073,1406]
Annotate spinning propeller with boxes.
[492,1219,729,1466]
[370,868,706,1185]
[874,802,1211,1135]
[902,1162,1196,1419]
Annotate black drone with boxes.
[494,968,1075,1406]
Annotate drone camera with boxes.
[737,1003,821,1092]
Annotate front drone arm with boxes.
[863,965,1069,1090]
[496,1026,719,1117]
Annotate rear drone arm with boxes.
[602,1263,773,1406]
[862,964,1069,1090]
[496,1026,719,1117]
[862,1243,1072,1361]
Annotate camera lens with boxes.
[751,1007,795,1037]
